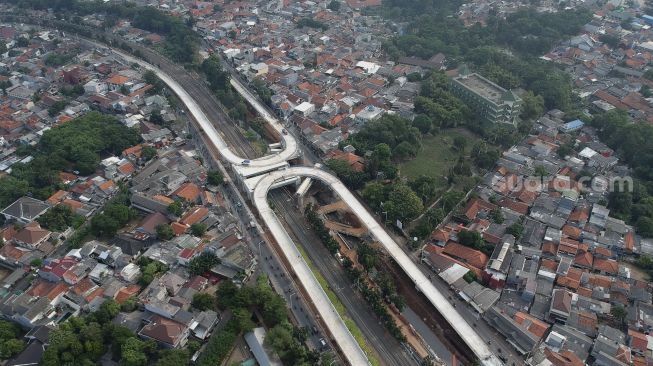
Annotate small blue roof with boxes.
[563,119,584,129]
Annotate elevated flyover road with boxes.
[107,48,300,171]
[107,44,501,366]
[253,167,504,366]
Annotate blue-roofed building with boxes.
[642,14,653,25]
[559,119,584,133]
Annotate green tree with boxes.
[48,100,68,117]
[138,258,168,286]
[0,321,24,359]
[156,349,190,366]
[489,208,504,224]
[141,146,157,161]
[119,84,130,95]
[534,165,548,177]
[384,184,424,222]
[196,320,238,366]
[30,258,43,267]
[440,190,464,212]
[357,242,379,270]
[463,271,477,283]
[361,182,388,211]
[327,0,341,11]
[149,110,164,125]
[190,223,207,237]
[192,293,215,311]
[412,114,432,134]
[452,135,467,152]
[0,177,29,208]
[121,297,138,312]
[90,213,120,237]
[38,204,79,231]
[409,175,440,203]
[168,200,184,216]
[506,223,524,239]
[637,217,653,237]
[611,304,627,325]
[265,321,295,359]
[393,141,418,160]
[189,252,220,276]
[233,308,255,333]
[557,144,573,158]
[207,170,224,185]
[520,91,545,120]
[599,34,620,48]
[93,299,120,324]
[0,338,24,359]
[326,158,368,190]
[215,280,240,310]
[120,337,147,366]
[156,224,174,240]
[457,230,484,249]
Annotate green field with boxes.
[399,129,481,183]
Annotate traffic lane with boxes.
[276,201,410,366]
[219,189,324,350]
[256,249,323,348]
[246,233,323,349]
[272,191,417,366]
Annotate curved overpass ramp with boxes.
[254,167,503,366]
[110,49,300,170]
[109,47,502,366]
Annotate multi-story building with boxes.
[450,69,522,126]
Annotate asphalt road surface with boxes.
[270,189,418,366]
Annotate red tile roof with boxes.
[174,182,201,202]
[624,231,635,252]
[115,284,141,304]
[180,206,209,226]
[562,225,582,240]
[629,329,648,352]
[171,222,188,236]
[593,258,618,275]
[462,198,496,220]
[118,162,136,175]
[514,311,550,338]
[62,199,83,211]
[46,190,67,205]
[442,241,489,270]
[544,348,585,366]
[588,273,612,288]
[27,279,68,300]
[574,251,593,268]
[139,315,187,346]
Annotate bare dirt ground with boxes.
[621,261,649,281]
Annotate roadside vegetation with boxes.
[306,205,407,343]
[201,276,329,366]
[293,232,381,366]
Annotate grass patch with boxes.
[399,129,483,182]
[295,244,380,366]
